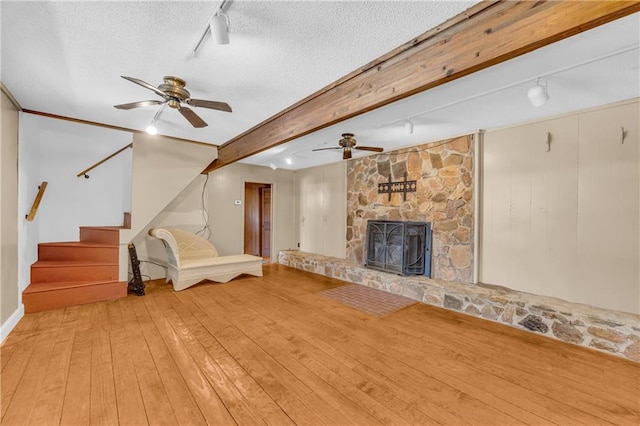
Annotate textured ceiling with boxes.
[241,12,640,170]
[1,0,479,145]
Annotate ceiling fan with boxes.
[312,133,383,160]
[114,75,231,128]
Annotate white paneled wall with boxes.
[296,162,346,258]
[481,100,639,314]
[576,105,639,310]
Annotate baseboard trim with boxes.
[1,304,25,344]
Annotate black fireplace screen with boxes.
[365,220,432,277]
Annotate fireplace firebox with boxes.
[365,220,432,277]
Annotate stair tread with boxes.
[32,260,118,268]
[79,226,121,231]
[24,280,122,293]
[39,241,117,248]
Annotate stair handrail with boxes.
[77,142,133,178]
[25,182,48,221]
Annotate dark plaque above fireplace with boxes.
[365,220,432,277]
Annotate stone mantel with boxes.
[279,250,640,362]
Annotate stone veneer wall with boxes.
[346,135,474,282]
[279,250,640,362]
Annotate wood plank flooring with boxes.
[2,264,639,425]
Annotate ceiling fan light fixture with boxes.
[145,124,158,135]
[527,78,549,107]
[210,13,230,45]
[145,102,166,135]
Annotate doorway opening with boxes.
[244,182,272,261]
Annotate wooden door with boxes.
[245,182,272,258]
[244,183,261,256]
[260,187,271,258]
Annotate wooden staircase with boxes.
[22,225,128,313]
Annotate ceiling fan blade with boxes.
[187,99,232,113]
[121,76,168,99]
[114,100,164,110]
[355,146,384,152]
[178,105,208,128]
[343,149,352,160]
[311,147,343,152]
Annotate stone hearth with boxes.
[279,250,640,362]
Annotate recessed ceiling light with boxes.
[285,157,292,165]
[145,124,158,135]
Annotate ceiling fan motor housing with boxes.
[339,133,356,148]
[158,76,191,107]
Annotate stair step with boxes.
[31,261,118,283]
[23,280,127,313]
[38,242,118,262]
[23,279,119,292]
[79,226,120,245]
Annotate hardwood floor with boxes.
[2,264,639,425]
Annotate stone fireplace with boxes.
[347,135,474,283]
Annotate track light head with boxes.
[527,78,549,107]
[210,13,230,45]
[404,120,414,135]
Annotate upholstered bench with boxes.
[148,228,263,291]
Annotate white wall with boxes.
[39,122,132,240]
[118,134,218,280]
[17,114,40,294]
[295,161,347,258]
[128,175,211,280]
[1,89,21,339]
[135,163,297,280]
[205,163,297,258]
[18,114,132,290]
[119,134,217,243]
[481,100,639,314]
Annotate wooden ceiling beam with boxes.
[204,0,640,173]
